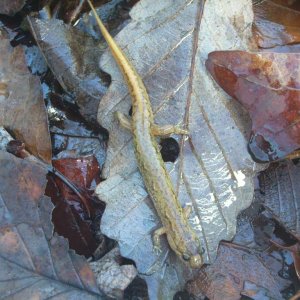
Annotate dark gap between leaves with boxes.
[273,219,298,246]
[160,137,180,162]
[173,290,192,300]
[124,276,148,300]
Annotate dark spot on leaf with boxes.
[129,106,132,116]
[160,137,179,162]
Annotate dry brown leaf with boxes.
[0,151,105,299]
[0,29,52,163]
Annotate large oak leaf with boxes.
[95,0,260,297]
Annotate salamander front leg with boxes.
[153,226,166,254]
[115,111,132,131]
[151,124,189,137]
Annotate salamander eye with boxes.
[182,253,190,261]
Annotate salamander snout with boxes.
[189,254,203,268]
[182,252,203,268]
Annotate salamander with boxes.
[87,0,203,268]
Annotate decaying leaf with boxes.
[0,151,104,299]
[253,0,300,50]
[28,17,109,123]
[95,0,259,297]
[0,0,26,16]
[0,29,52,163]
[46,155,105,257]
[186,243,285,300]
[259,161,300,236]
[206,51,300,162]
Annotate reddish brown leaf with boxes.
[46,155,105,257]
[0,29,52,163]
[253,0,300,50]
[206,51,300,162]
[186,243,285,300]
[0,151,103,298]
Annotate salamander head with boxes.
[182,252,203,269]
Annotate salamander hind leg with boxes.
[153,226,166,254]
[151,124,189,137]
[115,111,132,131]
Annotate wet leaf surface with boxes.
[0,151,103,299]
[0,29,52,163]
[0,0,26,16]
[28,17,109,123]
[95,0,259,297]
[206,51,300,162]
[3,0,300,298]
[46,155,106,257]
[253,0,300,51]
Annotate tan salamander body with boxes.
[88,0,203,268]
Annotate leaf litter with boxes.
[0,11,122,298]
[28,16,109,124]
[0,151,104,299]
[2,0,300,298]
